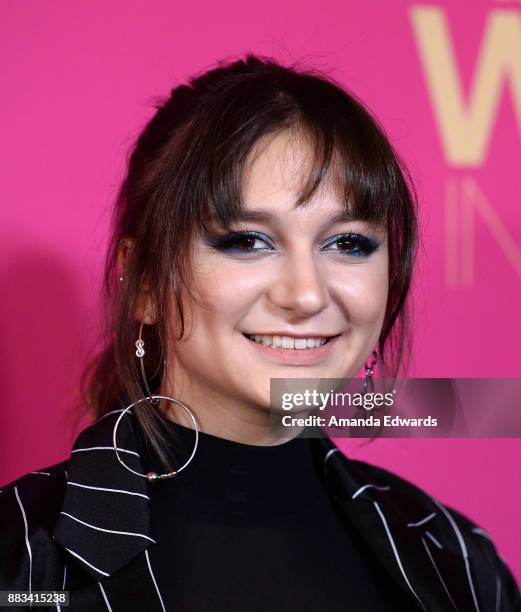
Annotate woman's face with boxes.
[163,130,388,421]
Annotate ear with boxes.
[117,237,156,325]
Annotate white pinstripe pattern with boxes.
[98,581,113,611]
[407,512,436,527]
[62,563,67,589]
[471,528,503,611]
[56,564,67,610]
[323,448,339,476]
[422,536,460,612]
[351,484,391,499]
[63,546,109,577]
[67,481,150,500]
[324,448,339,463]
[471,526,492,541]
[14,486,32,594]
[495,572,502,612]
[373,501,427,611]
[71,446,140,457]
[431,496,481,612]
[425,530,444,550]
[471,527,508,566]
[145,549,166,612]
[60,511,156,542]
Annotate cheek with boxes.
[181,258,266,334]
[201,269,262,304]
[331,260,389,328]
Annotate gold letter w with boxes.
[410,7,521,166]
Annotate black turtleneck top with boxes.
[138,418,418,611]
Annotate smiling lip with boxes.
[243,332,338,338]
[242,332,341,365]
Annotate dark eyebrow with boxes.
[210,208,360,226]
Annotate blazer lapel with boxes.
[53,409,155,580]
[53,411,484,612]
[312,434,482,612]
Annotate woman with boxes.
[1,54,519,611]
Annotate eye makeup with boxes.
[205,229,380,258]
[320,232,380,257]
[206,230,275,254]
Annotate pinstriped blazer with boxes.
[0,408,520,612]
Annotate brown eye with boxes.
[228,235,258,250]
[322,233,379,258]
[336,236,359,252]
[208,230,274,254]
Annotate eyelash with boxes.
[208,230,379,258]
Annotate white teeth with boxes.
[282,336,293,349]
[246,334,329,349]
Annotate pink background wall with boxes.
[1,0,520,581]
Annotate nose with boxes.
[266,250,330,318]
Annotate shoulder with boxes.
[0,458,70,513]
[344,455,521,609]
[347,455,497,531]
[0,459,70,588]
[0,457,69,533]
[345,454,504,546]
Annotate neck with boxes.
[159,374,304,447]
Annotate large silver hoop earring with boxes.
[112,320,199,482]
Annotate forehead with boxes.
[241,129,345,219]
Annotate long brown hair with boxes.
[80,53,418,469]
